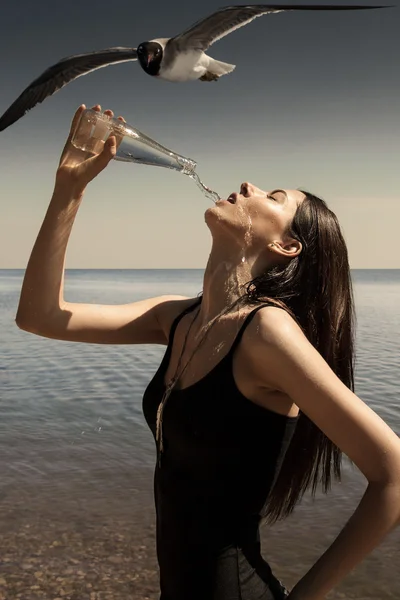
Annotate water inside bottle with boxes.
[114,131,187,172]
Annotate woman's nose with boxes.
[240,182,254,197]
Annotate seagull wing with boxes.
[0,47,138,131]
[167,4,387,54]
[167,5,283,55]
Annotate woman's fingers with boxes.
[57,104,125,187]
[72,111,100,154]
[62,103,125,162]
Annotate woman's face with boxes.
[206,182,306,254]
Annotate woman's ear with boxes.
[268,239,302,258]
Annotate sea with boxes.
[0,269,399,600]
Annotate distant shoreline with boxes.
[1,268,400,272]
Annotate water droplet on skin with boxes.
[213,341,226,354]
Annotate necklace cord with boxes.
[155,296,245,464]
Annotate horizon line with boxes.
[1,267,400,271]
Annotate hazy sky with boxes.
[0,0,399,268]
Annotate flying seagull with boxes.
[0,4,387,131]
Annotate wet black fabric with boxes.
[143,299,298,599]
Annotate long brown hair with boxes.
[244,191,356,523]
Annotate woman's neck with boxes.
[198,243,269,326]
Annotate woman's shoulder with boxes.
[247,303,305,347]
[241,303,314,383]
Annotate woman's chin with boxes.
[204,203,226,225]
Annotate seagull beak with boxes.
[146,53,154,67]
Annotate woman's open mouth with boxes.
[226,192,238,204]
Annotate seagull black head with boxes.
[137,41,163,76]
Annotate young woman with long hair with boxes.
[16,105,400,600]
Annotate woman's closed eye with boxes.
[267,189,287,202]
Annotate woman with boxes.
[16,104,400,600]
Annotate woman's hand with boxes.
[55,104,124,195]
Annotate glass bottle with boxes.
[70,109,221,203]
[71,108,196,174]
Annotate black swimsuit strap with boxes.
[227,301,282,358]
[166,296,202,349]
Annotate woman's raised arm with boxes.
[15,104,190,345]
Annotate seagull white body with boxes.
[162,51,212,82]
[152,38,235,82]
[0,4,386,131]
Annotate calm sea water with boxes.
[1,269,399,599]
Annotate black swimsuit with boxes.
[142,299,298,600]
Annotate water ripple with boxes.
[1,269,399,597]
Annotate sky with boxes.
[0,0,399,268]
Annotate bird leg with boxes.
[199,71,220,82]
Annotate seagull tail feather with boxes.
[207,58,236,77]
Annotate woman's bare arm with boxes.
[15,104,190,345]
[248,307,400,600]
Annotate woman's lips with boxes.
[217,192,240,204]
